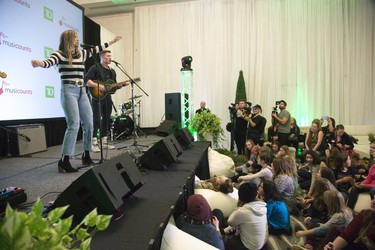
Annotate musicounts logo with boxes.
[14,0,31,8]
[59,16,79,33]
[0,80,33,96]
[0,32,31,53]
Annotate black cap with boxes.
[253,104,262,111]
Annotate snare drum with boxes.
[113,115,134,138]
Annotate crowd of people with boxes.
[178,99,375,249]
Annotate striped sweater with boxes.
[41,44,108,83]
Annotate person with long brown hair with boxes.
[31,30,121,173]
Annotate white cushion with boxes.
[208,147,235,178]
[160,216,219,250]
[194,188,238,218]
[354,192,372,213]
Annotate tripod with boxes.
[112,61,149,151]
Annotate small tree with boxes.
[235,70,247,103]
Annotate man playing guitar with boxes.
[85,49,130,152]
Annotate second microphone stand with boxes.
[113,61,149,151]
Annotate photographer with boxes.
[235,100,249,155]
[245,104,266,145]
[271,100,291,147]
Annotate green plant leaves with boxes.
[0,198,112,250]
[191,110,225,147]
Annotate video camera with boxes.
[228,103,237,114]
[272,101,281,114]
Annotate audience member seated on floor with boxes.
[305,118,325,156]
[302,178,337,224]
[350,152,368,182]
[234,139,256,174]
[267,124,278,142]
[334,153,356,201]
[272,157,297,213]
[270,141,281,160]
[258,180,291,235]
[175,194,224,250]
[324,198,375,250]
[232,142,261,182]
[237,152,273,185]
[318,166,337,188]
[326,124,355,155]
[217,182,268,250]
[195,176,234,194]
[325,145,341,171]
[278,145,296,160]
[298,150,326,196]
[294,190,353,250]
[346,142,375,210]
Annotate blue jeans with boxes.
[60,85,93,156]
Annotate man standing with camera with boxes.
[271,100,291,147]
[235,100,248,155]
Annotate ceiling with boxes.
[72,0,187,17]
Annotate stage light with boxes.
[181,56,193,71]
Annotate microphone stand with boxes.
[113,61,149,151]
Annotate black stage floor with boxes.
[0,134,210,250]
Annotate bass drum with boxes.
[113,115,134,138]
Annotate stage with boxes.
[0,134,211,250]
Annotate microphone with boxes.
[80,43,95,48]
[111,59,121,65]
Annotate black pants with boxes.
[347,186,375,209]
[92,95,113,138]
[277,132,290,147]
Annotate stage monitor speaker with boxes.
[6,124,47,156]
[174,127,194,149]
[156,120,180,136]
[165,92,189,122]
[140,134,183,170]
[53,153,143,222]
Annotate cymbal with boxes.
[129,95,143,100]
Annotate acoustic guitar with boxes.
[90,77,140,101]
[0,72,7,78]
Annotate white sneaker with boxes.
[102,137,115,150]
[91,137,101,152]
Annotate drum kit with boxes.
[111,95,143,140]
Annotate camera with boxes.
[272,101,280,114]
[228,103,236,114]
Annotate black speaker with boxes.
[174,127,194,149]
[165,93,189,122]
[53,153,143,222]
[140,134,183,170]
[156,120,180,136]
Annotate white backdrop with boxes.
[93,0,375,148]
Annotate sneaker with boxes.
[102,136,115,150]
[91,137,100,152]
[103,143,115,150]
[92,144,101,152]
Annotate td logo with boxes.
[44,47,53,59]
[45,86,54,98]
[44,6,53,22]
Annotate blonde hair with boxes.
[323,190,348,216]
[58,30,78,65]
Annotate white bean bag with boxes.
[194,187,238,218]
[354,192,372,213]
[160,216,219,250]
[208,147,236,178]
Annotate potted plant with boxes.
[0,198,112,250]
[191,110,224,147]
